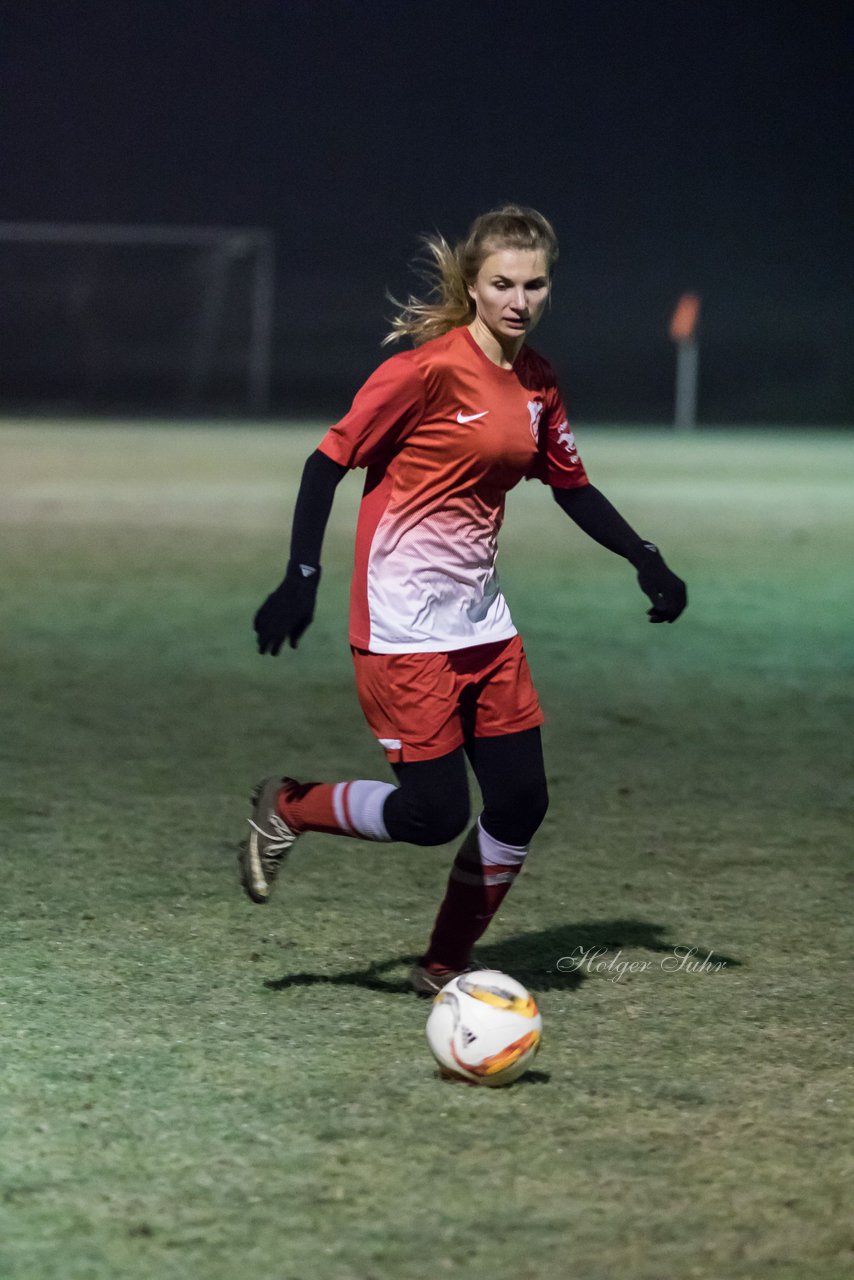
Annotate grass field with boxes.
[2,421,853,1280]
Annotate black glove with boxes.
[635,543,687,624]
[253,560,321,654]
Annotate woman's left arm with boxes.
[552,484,688,624]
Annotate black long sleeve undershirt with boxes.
[288,452,650,575]
[288,449,348,568]
[552,484,649,566]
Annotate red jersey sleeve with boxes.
[529,371,589,489]
[317,353,425,470]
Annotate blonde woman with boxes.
[242,205,687,995]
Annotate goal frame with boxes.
[0,221,275,412]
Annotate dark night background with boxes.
[1,0,850,422]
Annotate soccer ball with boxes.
[425,969,542,1087]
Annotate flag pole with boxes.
[669,293,701,432]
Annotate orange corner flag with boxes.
[669,292,701,343]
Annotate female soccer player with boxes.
[241,205,687,994]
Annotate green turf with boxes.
[1,422,852,1280]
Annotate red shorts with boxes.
[352,635,544,764]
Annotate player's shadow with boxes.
[263,919,740,996]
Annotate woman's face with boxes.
[467,246,550,342]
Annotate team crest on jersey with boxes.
[556,420,579,463]
[527,400,544,441]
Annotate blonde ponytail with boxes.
[383,204,559,348]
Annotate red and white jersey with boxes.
[317,325,588,653]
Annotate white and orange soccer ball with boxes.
[425,969,542,1087]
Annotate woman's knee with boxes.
[383,754,471,846]
[469,727,549,846]
[418,793,471,845]
[482,776,549,847]
[387,787,470,845]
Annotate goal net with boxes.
[0,224,274,414]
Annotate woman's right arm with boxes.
[254,353,424,654]
[253,449,348,655]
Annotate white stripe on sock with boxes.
[342,780,395,841]
[332,782,354,834]
[477,816,529,866]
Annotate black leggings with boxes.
[382,726,549,848]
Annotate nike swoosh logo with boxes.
[456,411,489,423]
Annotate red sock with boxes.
[276,781,340,835]
[423,827,522,972]
[275,778,394,841]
